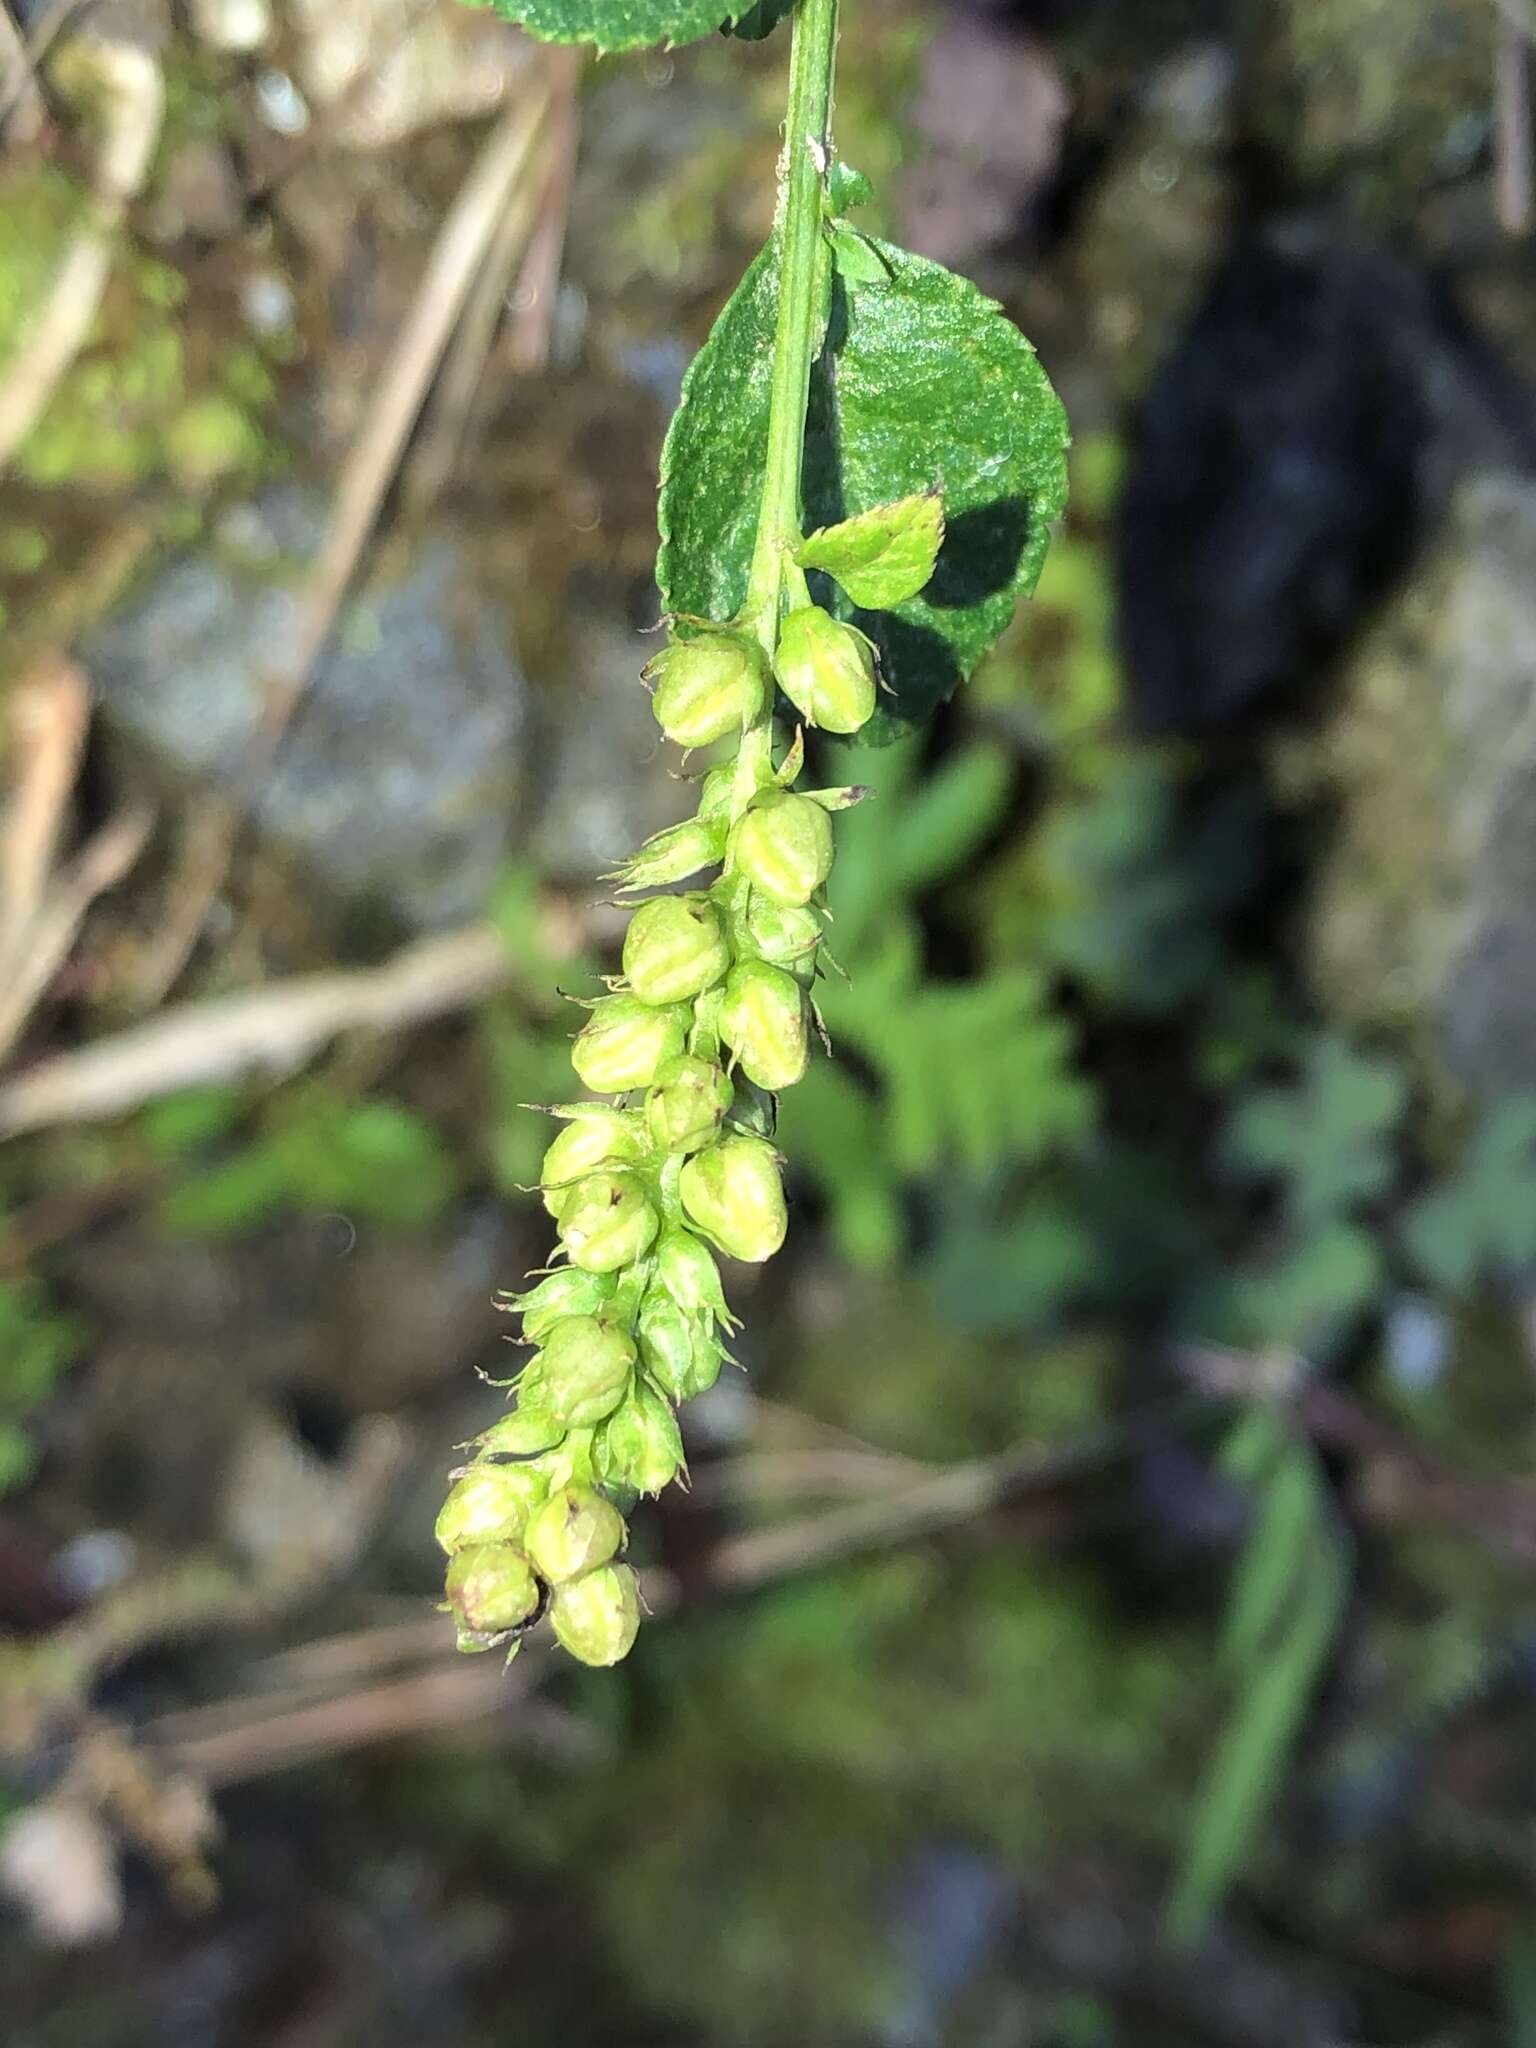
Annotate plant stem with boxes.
[743,0,840,650]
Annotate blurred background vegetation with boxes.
[5,0,1536,2041]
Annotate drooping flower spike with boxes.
[436,603,870,1665]
[436,0,1068,1667]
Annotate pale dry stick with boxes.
[157,1656,540,1786]
[0,805,153,1060]
[744,1389,932,1471]
[402,136,549,514]
[134,1407,1204,1787]
[117,1372,1536,1792]
[0,0,44,142]
[506,45,583,375]
[0,920,512,1136]
[405,47,582,511]
[0,27,163,472]
[128,80,554,1005]
[685,1445,935,1506]
[245,1614,452,1693]
[0,0,84,125]
[0,654,90,968]
[1496,10,1534,235]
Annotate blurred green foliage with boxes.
[1168,1406,1350,1943]
[0,1279,85,1495]
[400,1549,1201,2041]
[0,164,280,501]
[780,732,1092,1267]
[149,1085,459,1235]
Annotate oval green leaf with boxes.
[476,0,756,50]
[658,233,1069,735]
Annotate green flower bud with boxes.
[648,632,767,749]
[444,1541,541,1635]
[655,1227,738,1330]
[610,814,727,892]
[719,960,809,1092]
[680,1135,788,1263]
[736,895,822,986]
[540,1424,600,1495]
[684,1331,724,1398]
[541,1109,646,1217]
[504,1267,617,1344]
[773,605,877,734]
[475,1402,566,1459]
[638,1285,723,1401]
[622,894,730,1007]
[556,1171,660,1273]
[551,1562,642,1667]
[645,1053,733,1155]
[636,1282,694,1397]
[524,1484,626,1583]
[536,1314,636,1426]
[435,1463,550,1553]
[731,791,834,907]
[600,1382,685,1494]
[572,994,689,1094]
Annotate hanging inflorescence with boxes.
[436,0,1069,1668]
[435,611,879,1666]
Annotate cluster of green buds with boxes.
[436,600,877,1666]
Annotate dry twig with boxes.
[1496,10,1534,235]
[0,0,44,141]
[507,45,584,374]
[0,806,152,1060]
[0,921,512,1135]
[0,654,90,964]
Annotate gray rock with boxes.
[88,490,530,934]
[1308,472,1536,1097]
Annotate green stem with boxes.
[743,0,840,649]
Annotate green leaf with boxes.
[1226,1036,1407,1233]
[1401,1096,1536,1292]
[471,0,756,49]
[0,1427,37,1497]
[774,1062,902,1269]
[278,1100,459,1227]
[798,493,945,609]
[826,223,891,289]
[1220,1443,1320,1668]
[1504,1922,1536,2048]
[827,161,872,212]
[139,1084,247,1157]
[159,1144,294,1235]
[658,236,787,630]
[1167,1478,1348,1944]
[659,235,1069,735]
[823,734,1013,953]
